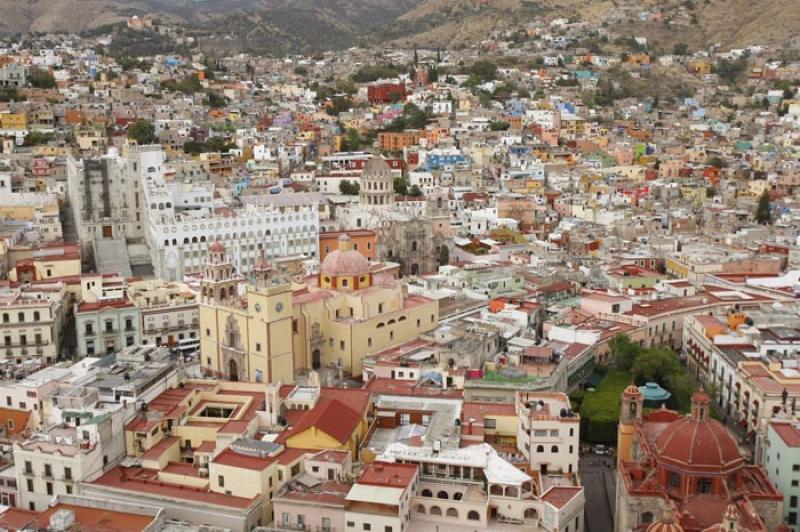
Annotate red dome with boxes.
[646,512,684,532]
[209,241,225,252]
[656,416,743,473]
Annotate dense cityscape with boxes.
[0,4,799,532]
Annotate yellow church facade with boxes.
[199,235,439,383]
[199,242,295,383]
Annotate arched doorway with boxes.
[312,349,321,370]
[410,263,419,275]
[524,508,538,521]
[228,359,239,381]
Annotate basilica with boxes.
[198,233,439,382]
[615,386,787,532]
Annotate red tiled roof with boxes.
[771,423,800,448]
[280,398,361,445]
[90,466,256,509]
[357,461,416,489]
[31,503,156,532]
[0,508,37,530]
[541,486,582,509]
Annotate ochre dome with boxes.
[320,234,370,278]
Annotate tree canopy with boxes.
[128,119,156,145]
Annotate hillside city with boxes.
[0,8,798,532]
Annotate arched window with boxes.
[467,511,480,521]
[415,505,426,514]
[551,445,559,453]
[446,508,458,518]
[437,490,448,499]
[536,445,544,453]
[430,506,442,516]
[453,492,463,501]
[421,489,432,497]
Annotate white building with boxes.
[764,419,800,530]
[141,153,322,280]
[516,392,580,475]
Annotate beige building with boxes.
[127,279,199,350]
[0,282,67,366]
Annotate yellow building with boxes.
[292,234,439,378]
[199,243,294,383]
[199,235,439,383]
[0,112,28,131]
[616,384,643,466]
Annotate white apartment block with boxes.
[516,392,580,475]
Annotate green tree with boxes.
[205,91,226,109]
[673,42,689,56]
[341,129,363,152]
[393,177,408,196]
[489,120,510,131]
[339,180,360,195]
[128,119,156,145]
[408,185,423,197]
[707,156,727,169]
[755,189,772,224]
[28,67,55,89]
[610,334,641,371]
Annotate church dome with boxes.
[646,512,684,532]
[361,157,392,182]
[319,234,372,290]
[655,391,743,474]
[209,241,226,252]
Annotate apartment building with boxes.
[0,282,67,366]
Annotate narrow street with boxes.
[580,454,616,532]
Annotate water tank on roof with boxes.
[49,509,75,532]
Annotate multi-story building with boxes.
[74,274,141,358]
[142,161,322,280]
[765,419,800,531]
[127,279,199,349]
[344,461,418,532]
[13,411,119,512]
[66,147,150,262]
[380,442,584,531]
[0,63,27,89]
[516,392,580,475]
[0,282,67,366]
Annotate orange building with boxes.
[377,130,423,152]
[319,230,377,263]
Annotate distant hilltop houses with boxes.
[126,14,155,31]
[0,10,798,532]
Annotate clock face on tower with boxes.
[275,302,284,313]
